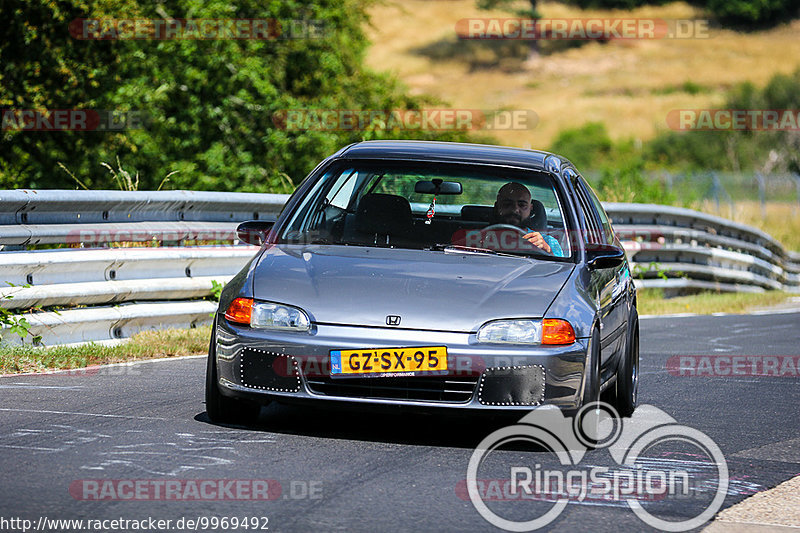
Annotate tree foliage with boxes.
[559,0,798,27]
[1,0,472,191]
[647,68,800,173]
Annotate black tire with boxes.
[581,326,601,407]
[205,321,261,425]
[609,311,639,417]
[575,326,603,447]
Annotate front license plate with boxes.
[330,346,448,377]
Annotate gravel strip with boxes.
[704,475,800,531]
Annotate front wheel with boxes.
[581,326,601,407]
[205,321,262,425]
[575,326,603,447]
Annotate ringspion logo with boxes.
[466,403,728,531]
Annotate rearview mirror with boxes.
[236,220,274,246]
[414,179,462,195]
[586,245,625,270]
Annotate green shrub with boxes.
[706,0,800,26]
[549,122,614,170]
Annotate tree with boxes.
[561,0,799,27]
[477,0,540,60]
[706,0,800,26]
[1,0,473,191]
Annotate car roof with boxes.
[335,140,565,172]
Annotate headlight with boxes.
[224,298,311,332]
[252,302,310,331]
[476,319,575,345]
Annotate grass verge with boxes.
[637,289,797,316]
[2,291,798,375]
[0,325,211,375]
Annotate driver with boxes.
[494,182,564,256]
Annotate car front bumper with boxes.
[214,316,589,412]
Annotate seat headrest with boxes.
[461,205,494,222]
[462,201,547,231]
[355,194,413,236]
[525,199,547,231]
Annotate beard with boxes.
[499,212,523,226]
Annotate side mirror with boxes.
[586,245,625,270]
[236,220,274,246]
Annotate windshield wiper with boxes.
[427,244,527,258]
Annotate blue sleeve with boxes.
[544,234,564,257]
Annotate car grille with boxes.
[304,375,479,403]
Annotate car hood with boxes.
[252,245,574,332]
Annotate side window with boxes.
[573,179,604,245]
[582,180,615,245]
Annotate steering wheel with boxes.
[482,224,529,235]
[478,224,547,254]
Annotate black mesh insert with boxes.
[478,365,545,406]
[305,375,478,403]
[240,348,300,392]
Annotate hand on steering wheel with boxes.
[479,224,549,254]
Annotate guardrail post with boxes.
[711,172,721,214]
[795,173,800,215]
[756,172,766,219]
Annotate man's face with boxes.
[495,187,532,226]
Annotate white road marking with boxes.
[0,408,169,421]
[0,384,85,390]
[0,444,63,452]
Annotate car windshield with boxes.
[279,161,572,258]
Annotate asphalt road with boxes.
[1,312,798,533]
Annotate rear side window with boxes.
[581,180,615,245]
[573,179,604,245]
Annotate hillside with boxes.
[364,0,800,149]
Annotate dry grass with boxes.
[692,200,800,251]
[365,0,800,148]
[637,289,797,315]
[0,325,211,374]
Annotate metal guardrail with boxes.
[604,203,800,295]
[0,189,286,245]
[0,190,274,346]
[0,190,798,347]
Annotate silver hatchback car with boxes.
[206,140,639,424]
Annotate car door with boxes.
[572,175,627,368]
